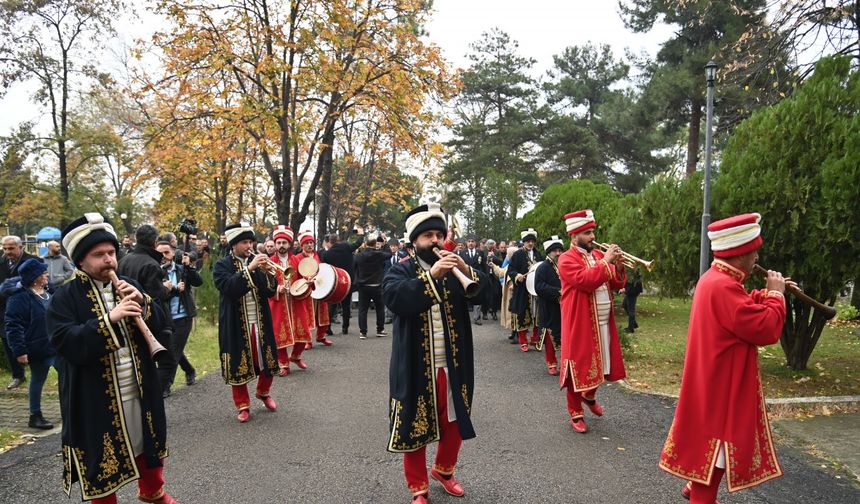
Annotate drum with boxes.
[311,264,337,300]
[525,262,541,297]
[323,266,352,304]
[297,257,319,279]
[289,278,312,299]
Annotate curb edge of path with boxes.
[617,380,860,406]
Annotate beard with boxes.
[277,246,289,255]
[415,245,439,265]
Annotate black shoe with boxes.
[625,328,635,333]
[186,370,197,386]
[28,413,53,430]
[162,388,172,399]
[482,314,488,320]
[376,329,387,337]
[491,312,498,321]
[359,332,367,340]
[509,338,519,344]
[342,328,349,335]
[474,318,482,325]
[326,327,334,336]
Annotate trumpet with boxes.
[249,252,292,275]
[107,271,169,361]
[433,248,481,298]
[593,242,655,272]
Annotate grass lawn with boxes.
[623,295,860,398]
[0,319,222,399]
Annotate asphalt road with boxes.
[1,315,859,503]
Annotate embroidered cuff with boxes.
[764,290,785,299]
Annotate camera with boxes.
[179,218,197,235]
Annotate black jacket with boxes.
[0,251,43,315]
[162,263,203,318]
[458,248,487,274]
[354,248,392,286]
[118,245,171,303]
[319,235,364,280]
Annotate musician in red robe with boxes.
[558,209,627,434]
[268,225,296,376]
[297,231,333,347]
[288,231,317,370]
[659,213,792,503]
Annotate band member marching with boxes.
[268,225,296,375]
[297,231,333,347]
[47,213,176,503]
[383,203,487,503]
[288,233,316,369]
[508,228,542,351]
[660,213,791,503]
[558,210,627,434]
[534,235,564,376]
[213,223,280,423]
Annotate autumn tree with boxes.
[145,0,453,236]
[0,0,121,221]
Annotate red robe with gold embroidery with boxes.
[558,246,627,392]
[301,251,330,327]
[659,260,786,492]
[290,253,315,343]
[268,253,295,349]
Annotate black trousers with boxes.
[1,324,25,379]
[166,316,195,386]
[154,325,177,392]
[338,294,352,332]
[357,284,385,334]
[623,294,639,330]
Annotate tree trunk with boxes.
[304,122,336,233]
[685,98,702,177]
[780,297,828,370]
[851,273,860,310]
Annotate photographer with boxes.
[155,241,202,396]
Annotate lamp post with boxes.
[699,60,718,277]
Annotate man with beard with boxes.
[507,229,542,351]
[383,203,487,503]
[268,225,297,375]
[660,213,790,503]
[213,223,279,423]
[47,213,175,503]
[558,210,626,434]
[534,235,564,376]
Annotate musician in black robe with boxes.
[47,213,175,503]
[213,223,279,423]
[534,236,564,376]
[383,203,487,504]
[507,228,543,351]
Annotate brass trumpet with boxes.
[593,242,655,272]
[249,252,292,275]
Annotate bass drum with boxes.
[525,261,542,297]
[324,266,352,304]
[311,264,337,301]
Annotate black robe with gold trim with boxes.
[213,254,279,385]
[383,256,486,453]
[507,247,542,330]
[47,271,168,501]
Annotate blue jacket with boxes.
[1,277,55,361]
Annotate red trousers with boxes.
[403,368,463,496]
[315,325,329,340]
[542,330,558,367]
[277,347,290,368]
[563,375,597,420]
[230,324,274,411]
[517,326,540,345]
[691,467,724,503]
[290,342,306,360]
[91,455,165,503]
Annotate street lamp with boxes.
[699,60,718,277]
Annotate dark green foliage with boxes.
[195,264,220,325]
[716,56,860,369]
[519,180,622,247]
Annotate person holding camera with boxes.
[155,241,202,395]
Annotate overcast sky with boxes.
[0,1,676,137]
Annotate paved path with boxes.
[1,318,859,503]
